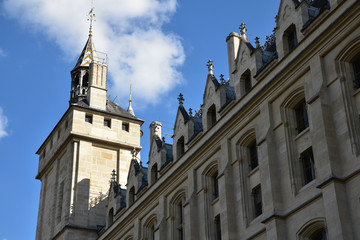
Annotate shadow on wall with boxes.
[70,178,108,230]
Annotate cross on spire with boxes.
[87,0,96,37]
[189,108,193,117]
[207,59,214,74]
[111,169,116,182]
[219,74,225,84]
[239,22,247,36]
[178,93,184,105]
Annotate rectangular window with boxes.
[65,120,68,129]
[122,123,129,132]
[287,29,297,51]
[295,100,309,134]
[58,128,61,140]
[50,139,53,149]
[177,202,184,240]
[215,215,221,240]
[353,55,360,89]
[244,74,252,93]
[213,171,219,199]
[301,147,315,185]
[85,114,93,123]
[253,185,262,218]
[104,119,111,128]
[249,141,258,170]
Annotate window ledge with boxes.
[212,197,219,206]
[298,179,316,194]
[353,88,360,97]
[295,127,310,141]
[248,166,259,177]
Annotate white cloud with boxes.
[0,107,8,139]
[0,48,6,57]
[3,0,185,106]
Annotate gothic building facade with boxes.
[36,0,360,239]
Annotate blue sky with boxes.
[0,0,278,239]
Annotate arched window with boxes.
[281,88,315,192]
[143,215,157,240]
[177,136,185,159]
[83,72,89,87]
[170,191,186,240]
[283,24,298,54]
[207,104,217,129]
[237,129,262,223]
[297,218,327,240]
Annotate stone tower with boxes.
[35,23,143,239]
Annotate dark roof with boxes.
[246,42,255,54]
[70,98,142,121]
[302,0,330,30]
[178,105,190,123]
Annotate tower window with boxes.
[249,141,258,170]
[122,123,129,132]
[301,147,315,185]
[104,119,111,128]
[58,128,61,140]
[85,114,93,124]
[353,55,360,90]
[294,100,309,134]
[253,185,262,218]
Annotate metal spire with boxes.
[127,83,135,117]
[87,0,96,37]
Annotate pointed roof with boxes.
[72,36,98,70]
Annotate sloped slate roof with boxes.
[71,98,142,121]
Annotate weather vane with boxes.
[87,0,96,37]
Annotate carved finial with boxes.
[207,59,214,75]
[239,22,247,40]
[189,108,193,117]
[219,74,225,84]
[255,37,261,49]
[111,169,116,182]
[162,136,165,143]
[178,93,184,105]
[87,0,96,37]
